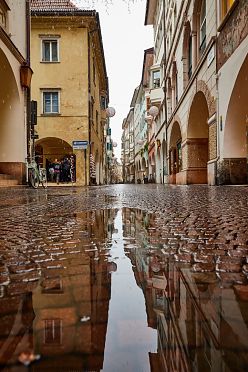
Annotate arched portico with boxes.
[35,137,77,183]
[35,137,73,162]
[0,48,26,183]
[186,91,209,184]
[168,121,182,184]
[221,55,248,184]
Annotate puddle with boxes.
[0,208,248,371]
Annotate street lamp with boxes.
[149,105,159,118]
[106,107,116,117]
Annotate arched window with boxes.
[167,78,172,118]
[182,21,192,88]
[199,0,206,54]
[172,62,178,109]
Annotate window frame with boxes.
[152,70,161,89]
[41,38,60,63]
[199,0,206,54]
[41,90,60,115]
[188,35,193,79]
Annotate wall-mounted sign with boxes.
[72,140,88,150]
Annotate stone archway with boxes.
[35,137,73,163]
[35,137,74,182]
[0,49,25,182]
[169,122,182,184]
[186,91,209,184]
[221,55,248,184]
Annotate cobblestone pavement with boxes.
[0,184,248,371]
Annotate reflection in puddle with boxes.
[0,208,248,370]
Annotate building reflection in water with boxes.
[0,209,118,370]
[122,208,248,372]
[0,207,248,371]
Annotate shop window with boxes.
[42,39,59,62]
[177,141,182,171]
[42,91,59,114]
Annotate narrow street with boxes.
[0,184,248,371]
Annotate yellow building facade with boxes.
[30,0,108,186]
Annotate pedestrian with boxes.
[48,164,55,182]
[62,157,70,183]
[53,159,61,185]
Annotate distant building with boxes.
[30,0,109,185]
[0,0,32,185]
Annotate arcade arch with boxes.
[0,49,24,181]
[222,55,248,184]
[187,91,209,183]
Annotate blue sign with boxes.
[72,140,88,150]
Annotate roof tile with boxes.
[30,0,79,12]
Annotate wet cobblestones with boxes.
[0,185,248,292]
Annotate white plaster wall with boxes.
[0,40,26,162]
[218,36,248,159]
[7,0,27,59]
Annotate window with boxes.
[43,91,59,114]
[44,319,62,345]
[174,4,177,31]
[93,59,96,84]
[100,95,107,109]
[153,70,160,88]
[188,36,193,79]
[200,0,206,53]
[42,39,59,62]
[221,0,235,19]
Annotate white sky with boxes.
[75,0,153,160]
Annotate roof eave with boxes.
[144,0,156,26]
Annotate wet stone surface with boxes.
[0,184,247,371]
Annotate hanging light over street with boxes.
[149,106,159,117]
[106,107,116,117]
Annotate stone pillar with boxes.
[217,158,247,185]
[186,138,208,184]
[74,148,87,186]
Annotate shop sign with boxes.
[72,140,88,150]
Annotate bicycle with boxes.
[27,156,48,189]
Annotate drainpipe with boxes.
[88,30,91,186]
[26,0,31,163]
[163,0,168,184]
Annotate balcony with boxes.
[217,0,248,70]
[150,87,163,104]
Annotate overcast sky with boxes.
[75,0,153,160]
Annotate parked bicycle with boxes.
[27,156,47,189]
